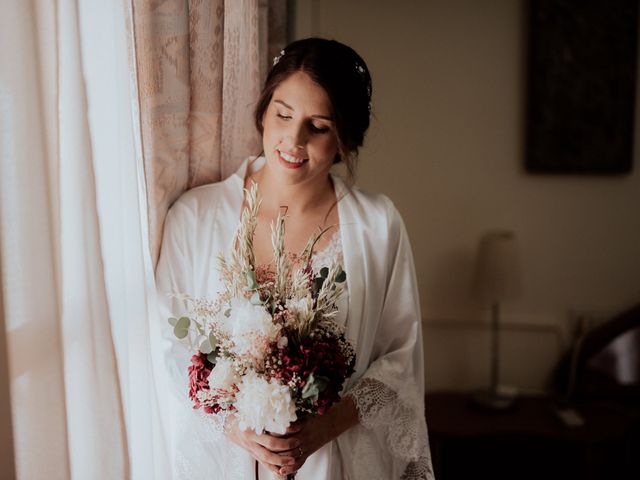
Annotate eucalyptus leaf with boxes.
[199,338,213,354]
[320,267,329,279]
[173,316,191,339]
[313,277,325,294]
[301,373,330,403]
[194,320,205,336]
[335,270,346,283]
[301,374,318,401]
[224,308,231,317]
[168,317,178,327]
[314,375,329,393]
[245,270,257,290]
[250,291,262,305]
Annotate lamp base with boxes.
[472,386,518,411]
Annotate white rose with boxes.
[207,357,240,392]
[225,296,281,361]
[234,370,297,435]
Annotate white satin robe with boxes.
[156,157,433,479]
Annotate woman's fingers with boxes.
[253,443,297,468]
[226,421,296,467]
[284,422,303,434]
[255,432,300,452]
[267,422,303,438]
[275,444,309,476]
[257,408,335,475]
[263,462,282,476]
[278,457,305,476]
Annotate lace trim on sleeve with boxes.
[346,365,434,479]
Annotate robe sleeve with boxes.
[155,199,228,439]
[345,201,434,480]
[155,187,255,479]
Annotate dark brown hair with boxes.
[254,38,372,179]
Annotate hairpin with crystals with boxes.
[355,61,373,113]
[272,50,372,114]
[273,49,285,66]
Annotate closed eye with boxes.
[277,112,329,134]
[310,123,330,134]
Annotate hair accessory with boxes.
[355,61,373,113]
[273,49,285,66]
[272,49,372,115]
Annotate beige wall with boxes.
[293,0,640,392]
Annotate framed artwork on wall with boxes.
[526,0,638,174]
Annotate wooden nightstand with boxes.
[425,392,637,480]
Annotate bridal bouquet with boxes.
[168,183,356,443]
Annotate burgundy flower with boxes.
[188,352,213,408]
[267,329,356,415]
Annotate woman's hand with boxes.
[224,414,301,475]
[275,396,360,477]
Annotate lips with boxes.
[277,150,308,169]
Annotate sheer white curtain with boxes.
[0,3,69,478]
[0,1,169,478]
[80,2,172,479]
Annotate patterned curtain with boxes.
[130,0,288,266]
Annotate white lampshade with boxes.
[473,230,522,303]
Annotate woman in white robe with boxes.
[156,38,434,479]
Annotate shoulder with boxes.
[340,182,405,236]
[166,177,241,227]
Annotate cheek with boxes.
[262,114,272,135]
[317,135,339,158]
[262,117,279,145]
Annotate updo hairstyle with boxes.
[254,38,372,179]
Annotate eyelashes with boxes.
[276,113,330,134]
[310,124,330,134]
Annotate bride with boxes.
[156,37,434,479]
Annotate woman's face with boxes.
[261,71,339,187]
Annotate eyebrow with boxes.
[274,99,333,121]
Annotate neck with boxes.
[248,162,334,217]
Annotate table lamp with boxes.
[472,230,522,410]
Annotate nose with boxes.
[289,121,307,148]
